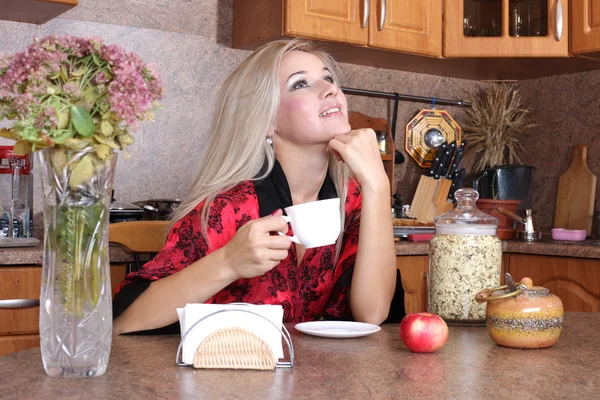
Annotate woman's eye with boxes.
[291,80,308,90]
[324,76,334,84]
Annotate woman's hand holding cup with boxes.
[221,209,292,280]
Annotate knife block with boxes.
[408,176,454,221]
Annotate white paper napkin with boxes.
[176,303,284,365]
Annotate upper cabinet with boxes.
[572,0,600,58]
[368,0,442,57]
[234,0,442,57]
[445,0,568,57]
[285,0,368,46]
[233,1,600,79]
[0,0,77,25]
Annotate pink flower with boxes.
[0,35,164,149]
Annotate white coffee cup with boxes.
[277,198,341,248]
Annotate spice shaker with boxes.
[429,188,502,325]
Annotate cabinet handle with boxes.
[555,0,563,42]
[0,299,40,309]
[378,0,386,31]
[361,0,370,29]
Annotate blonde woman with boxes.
[113,39,397,334]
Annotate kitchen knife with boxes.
[446,140,466,178]
[434,141,456,179]
[428,141,447,177]
[447,168,466,201]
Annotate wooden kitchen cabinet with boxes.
[572,0,600,58]
[285,0,368,46]
[396,255,429,314]
[444,0,568,57]
[234,0,442,56]
[368,0,442,56]
[0,264,126,356]
[0,0,77,25]
[396,253,509,314]
[506,254,600,312]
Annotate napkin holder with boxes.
[176,307,294,370]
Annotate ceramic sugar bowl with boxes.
[475,273,564,349]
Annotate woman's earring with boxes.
[266,136,273,146]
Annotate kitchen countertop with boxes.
[3,237,600,265]
[395,237,600,259]
[0,243,140,266]
[0,312,597,399]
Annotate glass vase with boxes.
[38,148,116,378]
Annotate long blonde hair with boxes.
[172,39,351,262]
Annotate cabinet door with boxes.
[285,0,368,45]
[0,264,128,356]
[444,0,568,57]
[368,0,442,56]
[507,254,600,312]
[572,0,600,56]
[397,255,429,314]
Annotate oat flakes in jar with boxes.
[429,188,502,325]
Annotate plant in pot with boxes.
[463,84,537,239]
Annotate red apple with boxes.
[400,312,449,353]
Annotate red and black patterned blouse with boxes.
[112,161,373,333]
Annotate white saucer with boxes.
[294,321,381,338]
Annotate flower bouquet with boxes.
[0,35,164,378]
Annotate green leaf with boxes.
[51,129,75,144]
[94,134,120,149]
[52,102,70,129]
[92,53,101,67]
[95,143,111,160]
[70,106,95,137]
[83,87,99,107]
[100,120,113,136]
[68,155,94,189]
[64,137,92,150]
[71,68,86,77]
[46,85,62,95]
[60,64,69,81]
[49,148,67,174]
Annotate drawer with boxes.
[0,265,128,336]
[0,334,39,356]
[0,267,41,335]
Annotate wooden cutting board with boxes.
[554,144,597,235]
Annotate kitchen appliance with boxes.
[0,146,33,238]
[109,201,144,223]
[134,199,182,220]
[405,109,462,169]
[554,144,597,235]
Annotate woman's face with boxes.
[274,50,350,146]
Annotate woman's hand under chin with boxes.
[327,128,389,193]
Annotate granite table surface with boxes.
[0,313,598,400]
[0,243,143,265]
[395,237,600,259]
[3,238,600,266]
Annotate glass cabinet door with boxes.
[463,0,502,37]
[508,0,548,37]
[445,0,568,57]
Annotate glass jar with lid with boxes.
[429,188,502,324]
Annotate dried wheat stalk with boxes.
[463,84,536,172]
